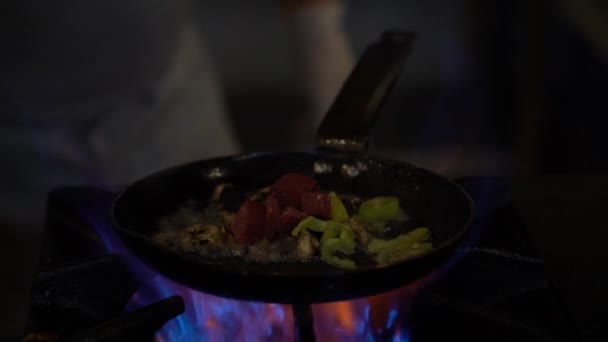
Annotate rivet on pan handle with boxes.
[315,30,417,153]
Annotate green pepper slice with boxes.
[329,192,349,221]
[291,216,327,236]
[358,196,401,222]
[320,221,355,244]
[367,227,432,266]
[291,216,360,269]
[321,237,356,269]
[368,227,431,253]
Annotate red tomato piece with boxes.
[301,192,331,219]
[229,200,266,243]
[271,173,318,208]
[264,195,281,237]
[279,206,309,233]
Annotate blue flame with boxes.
[393,331,410,342]
[125,274,294,342]
[386,308,398,330]
[123,273,414,341]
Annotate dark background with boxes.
[197,0,608,175]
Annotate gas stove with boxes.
[23,178,578,341]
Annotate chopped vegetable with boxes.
[292,216,327,236]
[318,221,338,244]
[279,207,308,233]
[367,227,432,265]
[264,195,281,237]
[271,173,318,208]
[329,192,349,221]
[296,229,320,259]
[301,192,331,219]
[368,227,430,253]
[158,173,434,270]
[321,237,356,269]
[321,221,354,244]
[292,218,354,243]
[358,196,401,222]
[346,219,372,246]
[292,217,358,268]
[175,224,223,253]
[229,200,266,243]
[292,218,358,268]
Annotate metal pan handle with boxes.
[315,30,416,153]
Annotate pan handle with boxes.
[315,30,416,153]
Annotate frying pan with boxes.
[111,31,474,304]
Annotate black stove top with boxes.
[24,178,579,341]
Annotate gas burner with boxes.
[24,295,184,342]
[24,178,577,341]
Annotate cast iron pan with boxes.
[111,31,474,304]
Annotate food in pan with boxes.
[153,173,432,269]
